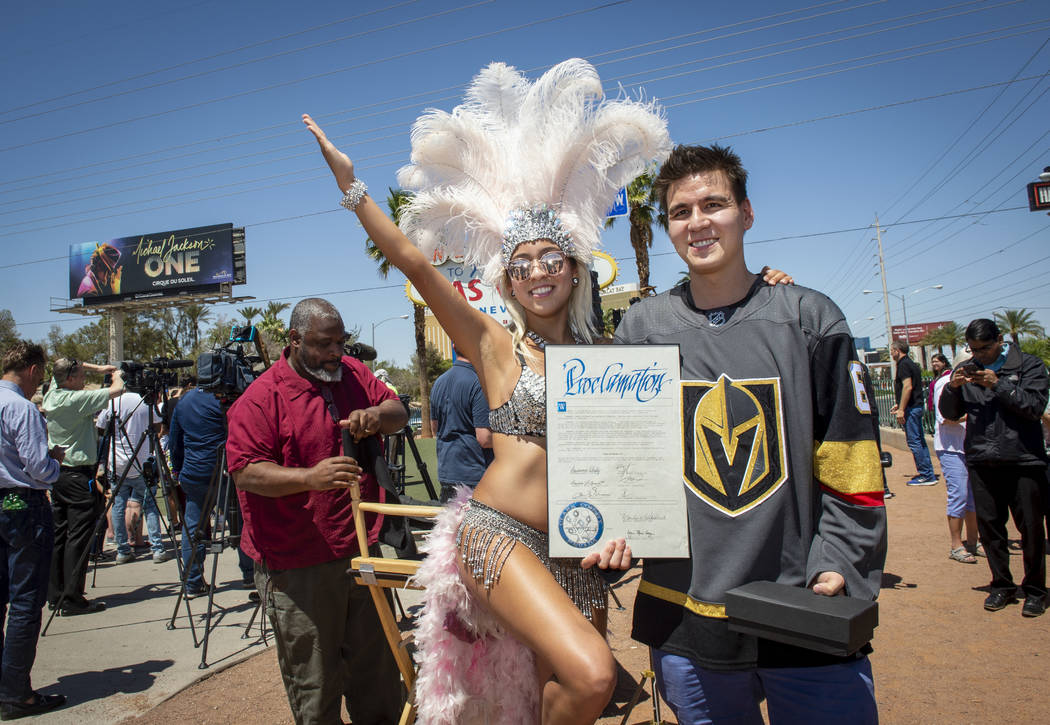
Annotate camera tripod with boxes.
[384,424,438,502]
[43,392,183,635]
[167,444,266,669]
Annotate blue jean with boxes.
[111,475,164,555]
[0,490,54,703]
[652,648,877,725]
[936,450,974,518]
[179,477,210,591]
[904,405,934,478]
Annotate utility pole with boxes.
[874,214,895,379]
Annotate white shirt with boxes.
[95,392,160,477]
[933,374,965,453]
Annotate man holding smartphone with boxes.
[939,318,1049,617]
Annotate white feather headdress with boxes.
[396,59,671,285]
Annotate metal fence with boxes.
[872,374,936,435]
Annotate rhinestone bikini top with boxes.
[488,353,545,438]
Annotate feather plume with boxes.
[397,58,670,285]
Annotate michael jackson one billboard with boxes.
[68,223,235,303]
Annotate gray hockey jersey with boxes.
[615,279,887,670]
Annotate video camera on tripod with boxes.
[196,325,264,404]
[112,357,194,401]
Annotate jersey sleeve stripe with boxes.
[819,485,885,507]
[812,439,884,495]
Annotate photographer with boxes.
[169,371,252,598]
[96,390,171,564]
[42,359,123,615]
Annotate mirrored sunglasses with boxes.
[507,251,567,281]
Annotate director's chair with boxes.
[350,481,443,725]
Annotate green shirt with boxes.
[42,380,111,467]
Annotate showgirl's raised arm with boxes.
[302,113,503,367]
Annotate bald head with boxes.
[289,298,342,335]
[288,298,346,383]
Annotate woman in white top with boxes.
[931,353,980,562]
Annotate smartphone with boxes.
[961,363,979,376]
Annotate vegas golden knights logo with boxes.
[682,375,787,516]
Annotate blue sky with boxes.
[2,0,1048,365]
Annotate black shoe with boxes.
[1022,594,1046,618]
[60,598,105,616]
[248,590,261,603]
[984,590,1017,612]
[0,692,67,720]
[185,584,210,600]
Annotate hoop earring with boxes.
[572,277,579,286]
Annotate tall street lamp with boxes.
[863,285,943,345]
[370,314,410,368]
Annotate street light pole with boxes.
[370,314,410,369]
[863,285,943,366]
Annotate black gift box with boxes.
[724,581,878,657]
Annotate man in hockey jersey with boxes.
[615,144,887,724]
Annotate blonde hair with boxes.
[499,265,598,361]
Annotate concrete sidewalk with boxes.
[29,544,269,724]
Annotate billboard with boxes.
[891,321,952,344]
[69,223,237,303]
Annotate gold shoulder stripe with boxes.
[813,439,883,494]
[638,579,727,619]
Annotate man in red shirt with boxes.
[226,298,407,725]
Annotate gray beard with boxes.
[304,363,342,382]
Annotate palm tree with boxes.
[937,321,965,358]
[367,188,433,437]
[238,306,263,325]
[920,322,965,358]
[605,168,661,294]
[258,301,290,346]
[181,303,212,356]
[994,308,1045,345]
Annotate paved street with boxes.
[30,542,269,724]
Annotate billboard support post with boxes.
[109,310,124,362]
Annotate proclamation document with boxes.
[545,344,688,559]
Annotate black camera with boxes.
[344,341,377,362]
[198,345,257,403]
[119,358,193,399]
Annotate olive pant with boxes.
[255,553,404,725]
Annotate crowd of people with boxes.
[0,56,1046,725]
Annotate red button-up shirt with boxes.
[226,349,398,569]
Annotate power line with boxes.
[0,1,853,189]
[613,0,1015,89]
[13,283,406,329]
[661,19,1050,107]
[0,0,637,155]
[6,50,1044,226]
[879,34,1050,223]
[885,74,1050,234]
[886,140,1050,268]
[0,0,491,126]
[0,0,1010,195]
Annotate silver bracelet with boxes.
[340,179,368,211]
